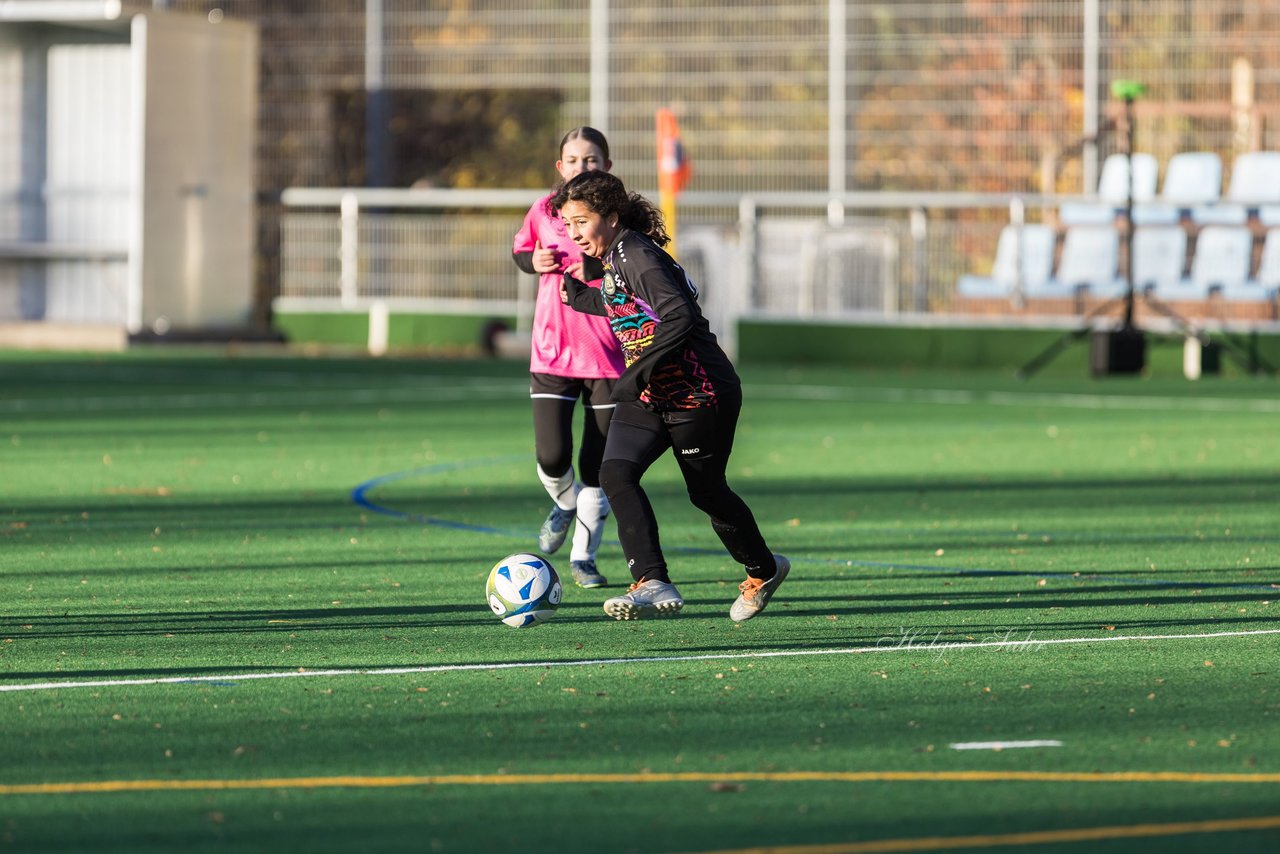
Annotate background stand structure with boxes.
[1018,81,1274,379]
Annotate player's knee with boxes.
[535,444,572,477]
[577,446,604,488]
[686,489,718,515]
[686,480,730,514]
[598,458,639,500]
[578,465,601,489]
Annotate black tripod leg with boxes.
[1016,327,1092,380]
[1212,331,1277,375]
[1016,298,1122,380]
[1141,293,1197,334]
[1142,294,1277,376]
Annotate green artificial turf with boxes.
[1,352,1277,853]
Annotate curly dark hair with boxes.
[547,171,670,247]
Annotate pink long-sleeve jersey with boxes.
[513,193,626,378]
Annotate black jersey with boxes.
[563,228,739,411]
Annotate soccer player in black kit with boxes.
[549,170,788,621]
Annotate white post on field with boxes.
[590,0,609,134]
[368,299,389,356]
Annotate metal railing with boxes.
[277,186,1090,355]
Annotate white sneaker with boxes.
[603,579,684,620]
[538,505,574,554]
[570,560,608,589]
[730,555,790,622]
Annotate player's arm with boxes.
[560,272,607,316]
[512,208,540,273]
[512,250,538,275]
[579,254,604,281]
[513,205,563,274]
[514,241,562,275]
[547,254,603,281]
[610,261,696,402]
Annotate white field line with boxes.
[0,365,518,387]
[950,740,1064,750]
[3,627,1278,695]
[4,376,1279,414]
[0,384,528,413]
[751,383,1280,414]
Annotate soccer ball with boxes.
[486,553,562,628]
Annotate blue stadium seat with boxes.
[1190,226,1253,300]
[1054,226,1122,297]
[956,224,1055,298]
[1259,205,1280,227]
[1060,153,1157,225]
[1133,152,1222,225]
[1244,229,1280,302]
[1194,151,1280,225]
[1131,226,1189,298]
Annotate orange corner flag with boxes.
[656,108,691,259]
[656,108,692,196]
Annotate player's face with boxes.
[561,201,619,258]
[556,139,610,182]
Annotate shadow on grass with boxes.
[0,556,511,579]
[0,600,611,643]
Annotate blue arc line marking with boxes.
[350,455,530,537]
[351,459,1280,593]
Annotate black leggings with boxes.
[598,392,774,583]
[532,397,612,487]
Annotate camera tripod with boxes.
[1016,81,1275,380]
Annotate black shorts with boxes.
[603,387,743,468]
[530,373,617,410]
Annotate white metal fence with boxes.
[11,2,1280,335]
[161,0,1280,314]
[165,0,1280,198]
[276,187,1052,355]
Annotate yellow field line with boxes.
[689,815,1280,854]
[3,768,1280,796]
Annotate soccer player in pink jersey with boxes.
[511,128,625,588]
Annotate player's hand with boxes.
[531,240,562,274]
[561,272,586,305]
[563,261,585,280]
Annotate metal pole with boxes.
[590,0,609,135]
[1121,93,1136,329]
[1009,197,1026,310]
[828,0,847,203]
[365,0,390,187]
[734,196,759,361]
[18,39,49,322]
[340,192,360,308]
[910,207,928,312]
[365,0,383,91]
[1082,0,1100,193]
